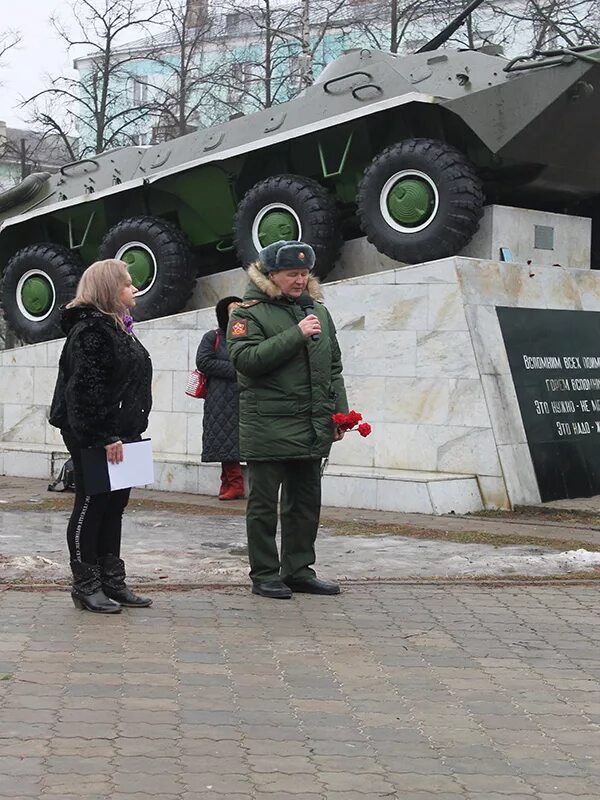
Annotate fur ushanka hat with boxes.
[258,240,316,273]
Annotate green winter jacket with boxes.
[227,264,348,461]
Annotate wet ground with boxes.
[3,504,600,586]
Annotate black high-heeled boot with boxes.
[99,555,152,608]
[70,560,122,613]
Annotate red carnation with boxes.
[332,412,349,427]
[331,410,372,438]
[346,410,362,427]
[332,410,363,432]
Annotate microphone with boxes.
[300,301,320,342]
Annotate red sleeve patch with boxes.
[231,320,247,337]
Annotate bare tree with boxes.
[142,0,227,140]
[337,0,444,55]
[0,29,21,70]
[282,0,348,90]
[22,0,164,156]
[0,129,74,185]
[337,0,514,55]
[490,0,600,50]
[214,0,348,114]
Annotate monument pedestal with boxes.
[1,204,598,512]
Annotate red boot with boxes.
[219,462,245,500]
[218,464,228,499]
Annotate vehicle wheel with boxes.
[98,216,195,321]
[1,244,82,343]
[233,174,341,278]
[357,138,484,263]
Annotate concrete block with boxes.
[147,412,188,454]
[572,269,600,311]
[33,368,58,408]
[497,443,541,506]
[436,426,501,477]
[446,379,491,428]
[326,236,400,283]
[375,477,433,513]
[341,375,385,424]
[46,340,63,368]
[337,331,417,377]
[464,303,511,377]
[428,477,483,515]
[392,258,459,285]
[459,204,591,268]
[477,475,510,510]
[45,423,64,447]
[172,379,205,414]
[2,342,47,367]
[1,405,47,444]
[427,284,468,331]
[0,367,34,405]
[154,459,199,493]
[152,370,174,413]
[321,473,378,510]
[480,373,528,446]
[373,423,438,472]
[186,413,204,457]
[197,463,222,494]
[188,268,247,311]
[138,329,190,372]
[416,330,479,379]
[383,377,450,425]
[5,449,51,479]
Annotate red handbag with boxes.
[185,330,220,399]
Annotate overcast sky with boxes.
[1,1,76,128]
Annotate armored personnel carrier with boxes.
[2,0,600,342]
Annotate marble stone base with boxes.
[3,216,598,512]
[0,441,481,515]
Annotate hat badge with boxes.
[298,251,305,260]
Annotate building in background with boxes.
[0,121,75,192]
[71,0,539,154]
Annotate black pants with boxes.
[246,459,321,583]
[62,433,130,563]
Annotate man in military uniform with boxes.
[227,240,348,599]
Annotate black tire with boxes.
[98,216,195,321]
[0,244,82,344]
[357,138,484,263]
[233,174,341,278]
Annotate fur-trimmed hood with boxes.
[246,262,323,302]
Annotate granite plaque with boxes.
[497,306,600,501]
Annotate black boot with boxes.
[70,560,122,613]
[99,555,152,608]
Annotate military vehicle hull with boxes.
[1,43,599,343]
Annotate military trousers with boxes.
[246,459,322,583]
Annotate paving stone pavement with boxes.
[1,584,600,798]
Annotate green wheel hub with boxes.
[20,274,53,317]
[386,178,435,226]
[257,209,299,247]
[120,247,154,290]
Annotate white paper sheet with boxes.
[107,439,154,491]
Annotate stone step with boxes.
[0,441,482,514]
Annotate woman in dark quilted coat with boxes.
[49,259,153,614]
[196,296,244,500]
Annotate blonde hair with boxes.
[68,259,131,330]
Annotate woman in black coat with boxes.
[49,259,153,614]
[196,296,244,500]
